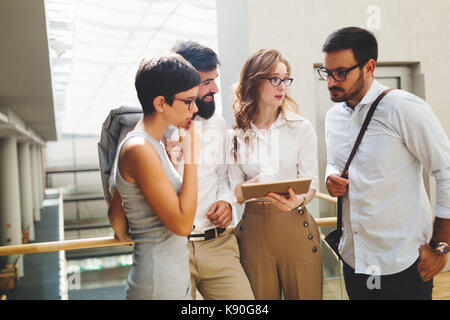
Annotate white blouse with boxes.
[228,109,318,202]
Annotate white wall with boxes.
[217,0,450,135]
[216,0,450,271]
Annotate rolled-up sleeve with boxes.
[226,129,246,204]
[215,160,236,205]
[324,109,341,184]
[395,95,450,219]
[434,167,450,219]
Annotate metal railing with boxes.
[0,192,337,257]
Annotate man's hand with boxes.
[326,174,349,197]
[206,201,232,228]
[418,243,449,282]
[114,231,130,242]
[108,190,131,242]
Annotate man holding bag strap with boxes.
[320,27,450,300]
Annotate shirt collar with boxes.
[250,108,303,132]
[194,114,209,122]
[343,79,388,110]
[283,108,304,122]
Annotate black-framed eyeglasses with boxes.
[267,77,293,87]
[171,97,197,111]
[317,63,362,82]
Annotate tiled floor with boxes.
[433,271,450,300]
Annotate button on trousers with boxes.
[235,202,323,300]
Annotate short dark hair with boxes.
[135,54,201,115]
[172,40,220,72]
[322,27,378,65]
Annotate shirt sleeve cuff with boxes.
[325,166,340,184]
[217,191,237,207]
[435,203,450,219]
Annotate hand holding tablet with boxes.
[240,178,312,201]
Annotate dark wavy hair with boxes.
[135,54,201,115]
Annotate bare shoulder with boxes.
[119,136,161,182]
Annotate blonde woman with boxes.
[229,49,322,299]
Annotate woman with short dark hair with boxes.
[108,54,202,299]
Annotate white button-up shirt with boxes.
[325,79,450,275]
[167,114,235,232]
[228,109,318,200]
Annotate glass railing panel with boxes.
[309,196,347,300]
[66,254,131,299]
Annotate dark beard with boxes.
[194,93,216,119]
[329,70,365,103]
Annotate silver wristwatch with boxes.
[431,241,450,256]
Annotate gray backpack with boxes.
[97,105,141,205]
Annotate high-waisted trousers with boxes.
[234,201,323,300]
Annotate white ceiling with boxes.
[48,0,220,136]
[0,0,57,142]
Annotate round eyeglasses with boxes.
[267,77,293,87]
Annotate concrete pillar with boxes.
[39,147,45,201]
[216,0,249,126]
[17,142,35,241]
[35,146,44,204]
[35,144,42,219]
[0,137,24,276]
[30,144,41,221]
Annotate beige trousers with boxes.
[188,229,255,300]
[235,201,323,300]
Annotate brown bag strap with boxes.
[337,88,393,231]
[340,88,393,179]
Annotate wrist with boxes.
[293,195,306,211]
[218,200,232,209]
[299,194,306,206]
[183,163,197,174]
[430,240,449,256]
